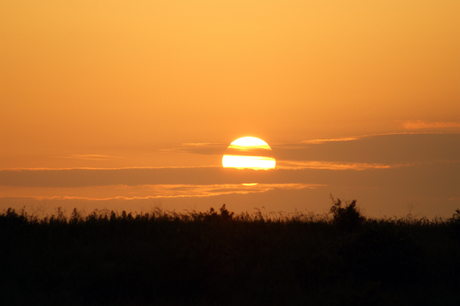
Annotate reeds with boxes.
[1,203,460,305]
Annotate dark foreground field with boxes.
[1,200,460,305]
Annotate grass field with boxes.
[1,200,460,305]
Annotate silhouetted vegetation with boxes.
[1,201,460,305]
[330,196,365,232]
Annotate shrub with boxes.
[451,209,460,223]
[330,196,365,231]
[450,208,460,239]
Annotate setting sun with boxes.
[222,137,276,170]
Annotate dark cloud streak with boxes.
[273,134,460,164]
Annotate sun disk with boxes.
[222,137,276,170]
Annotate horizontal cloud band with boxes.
[0,183,323,201]
[0,167,318,188]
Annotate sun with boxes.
[222,137,276,170]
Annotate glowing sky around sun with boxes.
[0,1,459,218]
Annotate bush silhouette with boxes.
[330,196,365,231]
[450,208,460,239]
[451,209,460,223]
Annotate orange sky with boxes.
[1,1,460,218]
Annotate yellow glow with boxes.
[242,183,258,186]
[222,137,276,170]
[222,155,276,170]
[228,137,272,151]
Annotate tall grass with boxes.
[1,202,460,305]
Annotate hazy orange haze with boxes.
[1,1,459,218]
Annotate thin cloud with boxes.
[0,183,323,201]
[182,142,224,146]
[300,132,440,146]
[402,120,460,130]
[276,160,395,170]
[302,137,359,144]
[161,143,226,155]
[53,154,125,161]
[0,166,219,171]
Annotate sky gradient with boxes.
[1,1,459,218]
